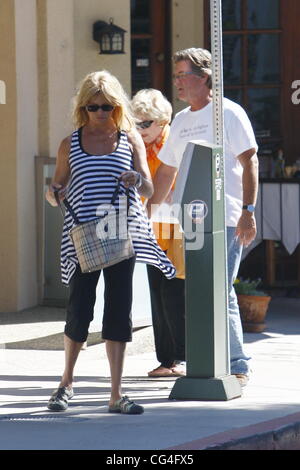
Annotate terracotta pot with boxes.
[237,294,271,333]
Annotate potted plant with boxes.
[234,278,271,333]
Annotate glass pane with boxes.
[248,34,280,84]
[112,34,122,51]
[224,88,243,105]
[247,88,280,138]
[131,39,151,96]
[222,0,241,30]
[223,35,242,85]
[43,162,67,303]
[102,35,111,51]
[131,0,150,34]
[247,0,279,29]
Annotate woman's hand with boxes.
[120,170,142,188]
[45,136,71,206]
[45,183,68,207]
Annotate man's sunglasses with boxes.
[85,104,114,112]
[172,71,197,81]
[135,120,154,129]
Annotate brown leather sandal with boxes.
[148,365,174,377]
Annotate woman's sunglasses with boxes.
[135,120,154,129]
[85,104,114,112]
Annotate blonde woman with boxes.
[132,89,186,378]
[46,71,175,414]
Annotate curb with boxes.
[168,412,300,451]
[205,421,300,450]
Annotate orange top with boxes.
[145,125,170,182]
[143,126,185,279]
[143,125,171,251]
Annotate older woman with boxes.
[131,89,186,378]
[46,72,175,414]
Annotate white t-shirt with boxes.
[158,98,258,226]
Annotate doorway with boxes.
[130,0,172,99]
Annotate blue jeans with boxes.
[227,227,251,375]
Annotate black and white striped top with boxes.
[60,128,176,285]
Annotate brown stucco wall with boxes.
[0,0,18,311]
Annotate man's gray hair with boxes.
[173,48,212,89]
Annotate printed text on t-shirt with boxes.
[179,124,209,139]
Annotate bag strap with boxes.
[111,179,130,215]
[54,191,80,225]
[110,178,122,205]
[54,178,130,225]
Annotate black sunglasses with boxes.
[85,104,114,112]
[136,120,154,129]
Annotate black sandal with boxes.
[108,396,144,415]
[47,386,74,411]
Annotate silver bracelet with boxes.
[135,172,143,189]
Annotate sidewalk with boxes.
[0,297,300,450]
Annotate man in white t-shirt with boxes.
[147,48,259,385]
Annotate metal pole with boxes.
[169,0,241,401]
[210,0,224,148]
[210,0,230,373]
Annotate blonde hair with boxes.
[131,89,172,124]
[72,70,135,130]
[173,48,212,89]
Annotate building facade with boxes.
[0,0,299,312]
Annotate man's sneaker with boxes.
[234,374,249,387]
[108,396,144,415]
[47,386,74,411]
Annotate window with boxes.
[206,0,282,156]
[130,0,171,98]
[131,0,152,93]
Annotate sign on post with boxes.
[169,142,241,400]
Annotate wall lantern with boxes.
[93,18,126,54]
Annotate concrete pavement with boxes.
[0,296,300,450]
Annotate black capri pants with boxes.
[65,257,136,343]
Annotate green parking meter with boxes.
[169,141,241,401]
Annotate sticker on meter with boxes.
[187,200,208,224]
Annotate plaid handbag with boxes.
[55,179,135,273]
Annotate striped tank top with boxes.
[60,128,176,285]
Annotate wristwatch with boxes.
[242,204,255,213]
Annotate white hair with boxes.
[131,89,172,124]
